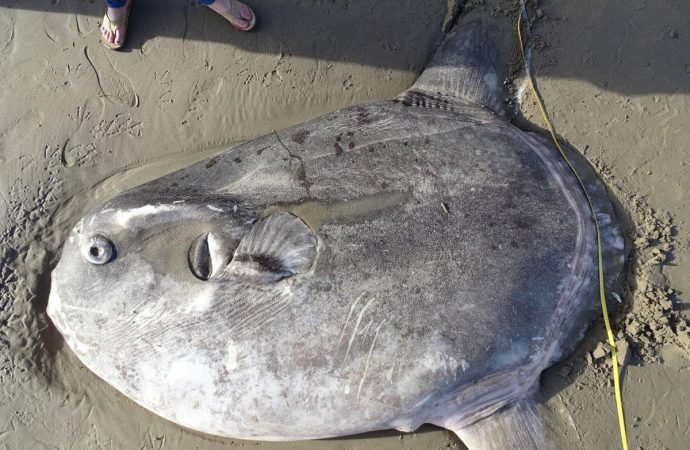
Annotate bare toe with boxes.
[239,4,253,21]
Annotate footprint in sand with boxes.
[61,96,143,168]
[75,10,101,39]
[83,46,139,108]
[184,77,225,122]
[0,10,14,54]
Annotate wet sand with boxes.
[0,0,688,449]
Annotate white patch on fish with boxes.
[143,353,218,428]
[460,359,469,372]
[482,72,498,91]
[421,351,459,375]
[47,289,95,354]
[206,233,231,278]
[612,236,625,250]
[207,205,224,212]
[596,213,611,226]
[115,205,174,226]
[45,284,61,324]
[187,285,218,312]
[225,340,239,372]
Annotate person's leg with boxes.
[201,0,256,31]
[101,0,132,49]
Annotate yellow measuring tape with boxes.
[515,5,629,450]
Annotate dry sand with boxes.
[0,0,688,449]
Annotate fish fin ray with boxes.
[445,400,550,450]
[227,212,316,283]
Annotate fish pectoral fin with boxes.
[226,212,317,283]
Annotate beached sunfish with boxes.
[47,19,625,449]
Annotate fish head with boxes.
[47,190,317,367]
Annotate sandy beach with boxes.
[0,0,688,448]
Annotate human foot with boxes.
[207,0,256,31]
[100,0,133,50]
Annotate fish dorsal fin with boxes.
[398,18,506,117]
[227,212,317,283]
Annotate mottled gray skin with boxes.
[47,20,624,447]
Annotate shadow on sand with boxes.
[2,0,689,95]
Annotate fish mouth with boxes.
[46,279,71,344]
[45,279,61,329]
[46,281,100,356]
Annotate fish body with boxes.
[48,19,624,447]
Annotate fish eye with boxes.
[83,234,115,265]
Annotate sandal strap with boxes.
[104,7,129,27]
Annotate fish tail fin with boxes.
[447,400,550,450]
